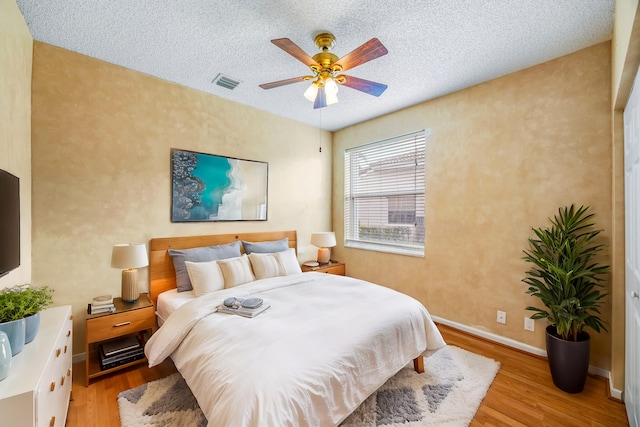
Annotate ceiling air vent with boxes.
[213,74,241,90]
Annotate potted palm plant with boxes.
[522,204,609,393]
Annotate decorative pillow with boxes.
[217,254,255,288]
[248,248,301,280]
[185,260,225,297]
[248,252,284,280]
[168,241,241,292]
[275,248,302,275]
[241,238,288,254]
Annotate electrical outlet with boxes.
[524,317,535,331]
[496,310,506,324]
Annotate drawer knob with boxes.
[67,368,71,376]
[50,416,55,427]
[114,321,131,327]
[64,345,68,353]
[67,330,71,337]
[56,348,61,357]
[50,381,56,391]
[61,376,65,386]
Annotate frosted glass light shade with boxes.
[326,91,339,105]
[304,82,319,102]
[324,77,338,95]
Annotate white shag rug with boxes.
[118,346,499,427]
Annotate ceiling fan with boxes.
[259,32,389,109]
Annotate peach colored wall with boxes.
[30,42,332,354]
[0,0,32,290]
[333,43,613,371]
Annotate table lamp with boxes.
[310,232,336,264]
[111,244,148,302]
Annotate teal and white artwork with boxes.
[171,149,268,222]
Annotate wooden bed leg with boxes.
[413,357,424,373]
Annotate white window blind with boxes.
[344,130,426,256]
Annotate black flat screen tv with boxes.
[0,169,20,277]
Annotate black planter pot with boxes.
[545,325,590,393]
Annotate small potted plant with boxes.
[522,204,609,393]
[0,284,54,355]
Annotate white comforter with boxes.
[145,273,445,427]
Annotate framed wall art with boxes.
[171,149,268,222]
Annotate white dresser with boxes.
[0,305,73,427]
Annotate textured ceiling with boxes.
[16,0,614,131]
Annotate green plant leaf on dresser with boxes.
[0,284,54,323]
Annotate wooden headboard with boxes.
[149,230,297,306]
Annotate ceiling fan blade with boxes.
[271,38,318,68]
[259,76,309,90]
[341,75,388,97]
[314,87,327,109]
[334,38,388,72]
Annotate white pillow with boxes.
[217,254,255,288]
[248,252,283,280]
[184,260,225,297]
[248,248,302,280]
[276,248,302,275]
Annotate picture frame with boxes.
[171,149,268,222]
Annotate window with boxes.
[344,130,427,256]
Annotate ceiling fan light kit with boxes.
[259,32,388,109]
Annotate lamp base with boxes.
[121,268,140,302]
[317,248,331,264]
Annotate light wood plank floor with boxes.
[66,324,629,427]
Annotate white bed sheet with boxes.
[146,273,445,427]
[155,288,195,326]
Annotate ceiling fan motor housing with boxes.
[312,33,340,72]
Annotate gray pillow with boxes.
[241,238,289,255]
[168,241,241,292]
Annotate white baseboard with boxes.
[432,316,547,356]
[432,316,624,400]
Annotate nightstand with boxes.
[301,261,346,276]
[85,293,155,386]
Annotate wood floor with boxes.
[66,324,629,427]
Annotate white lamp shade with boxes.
[310,232,336,248]
[324,77,338,96]
[326,91,339,105]
[304,82,319,102]
[111,244,148,269]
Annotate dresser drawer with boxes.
[86,306,154,343]
[0,306,73,427]
[37,312,73,427]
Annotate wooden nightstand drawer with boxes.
[86,305,154,343]
[322,264,345,275]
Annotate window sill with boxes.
[345,241,424,257]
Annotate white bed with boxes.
[146,231,445,427]
[155,288,194,326]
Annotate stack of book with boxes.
[88,295,115,314]
[99,334,145,370]
[216,298,270,318]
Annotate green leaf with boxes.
[521,204,609,341]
